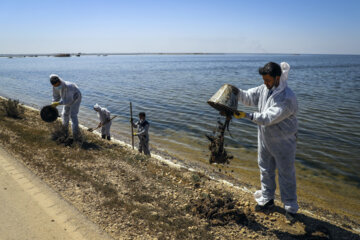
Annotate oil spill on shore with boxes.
[206,117,233,164]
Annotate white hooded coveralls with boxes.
[51,74,82,136]
[94,104,112,137]
[238,62,299,213]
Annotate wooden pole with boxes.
[130,102,134,149]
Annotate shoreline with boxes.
[6,95,360,226]
[0,53,221,58]
[7,96,253,197]
[0,96,359,239]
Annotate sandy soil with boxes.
[0,98,359,239]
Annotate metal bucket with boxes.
[40,105,59,122]
[207,84,239,115]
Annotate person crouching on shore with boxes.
[93,103,112,140]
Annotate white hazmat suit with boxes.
[93,103,112,138]
[51,74,82,136]
[238,62,299,213]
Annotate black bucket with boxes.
[40,105,59,122]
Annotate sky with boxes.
[0,0,359,54]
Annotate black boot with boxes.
[255,199,275,212]
[102,134,106,139]
[285,211,297,224]
[107,136,111,141]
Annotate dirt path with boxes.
[0,146,112,240]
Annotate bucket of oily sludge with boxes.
[207,84,239,115]
[40,105,59,122]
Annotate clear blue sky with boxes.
[1,0,359,54]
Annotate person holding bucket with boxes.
[235,62,299,223]
[50,74,82,139]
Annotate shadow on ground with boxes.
[81,140,101,150]
[191,195,359,240]
[270,206,360,240]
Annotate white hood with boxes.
[273,62,290,97]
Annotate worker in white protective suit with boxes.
[235,62,298,223]
[50,74,82,138]
[93,103,112,140]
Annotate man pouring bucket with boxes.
[50,74,82,139]
[235,62,299,223]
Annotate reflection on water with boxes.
[1,54,360,213]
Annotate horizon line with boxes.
[1,52,359,57]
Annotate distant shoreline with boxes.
[0,52,223,58]
[1,52,359,58]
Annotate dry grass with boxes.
[0,103,214,239]
[50,121,69,141]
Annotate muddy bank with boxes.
[0,98,359,239]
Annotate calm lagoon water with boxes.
[1,54,359,216]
